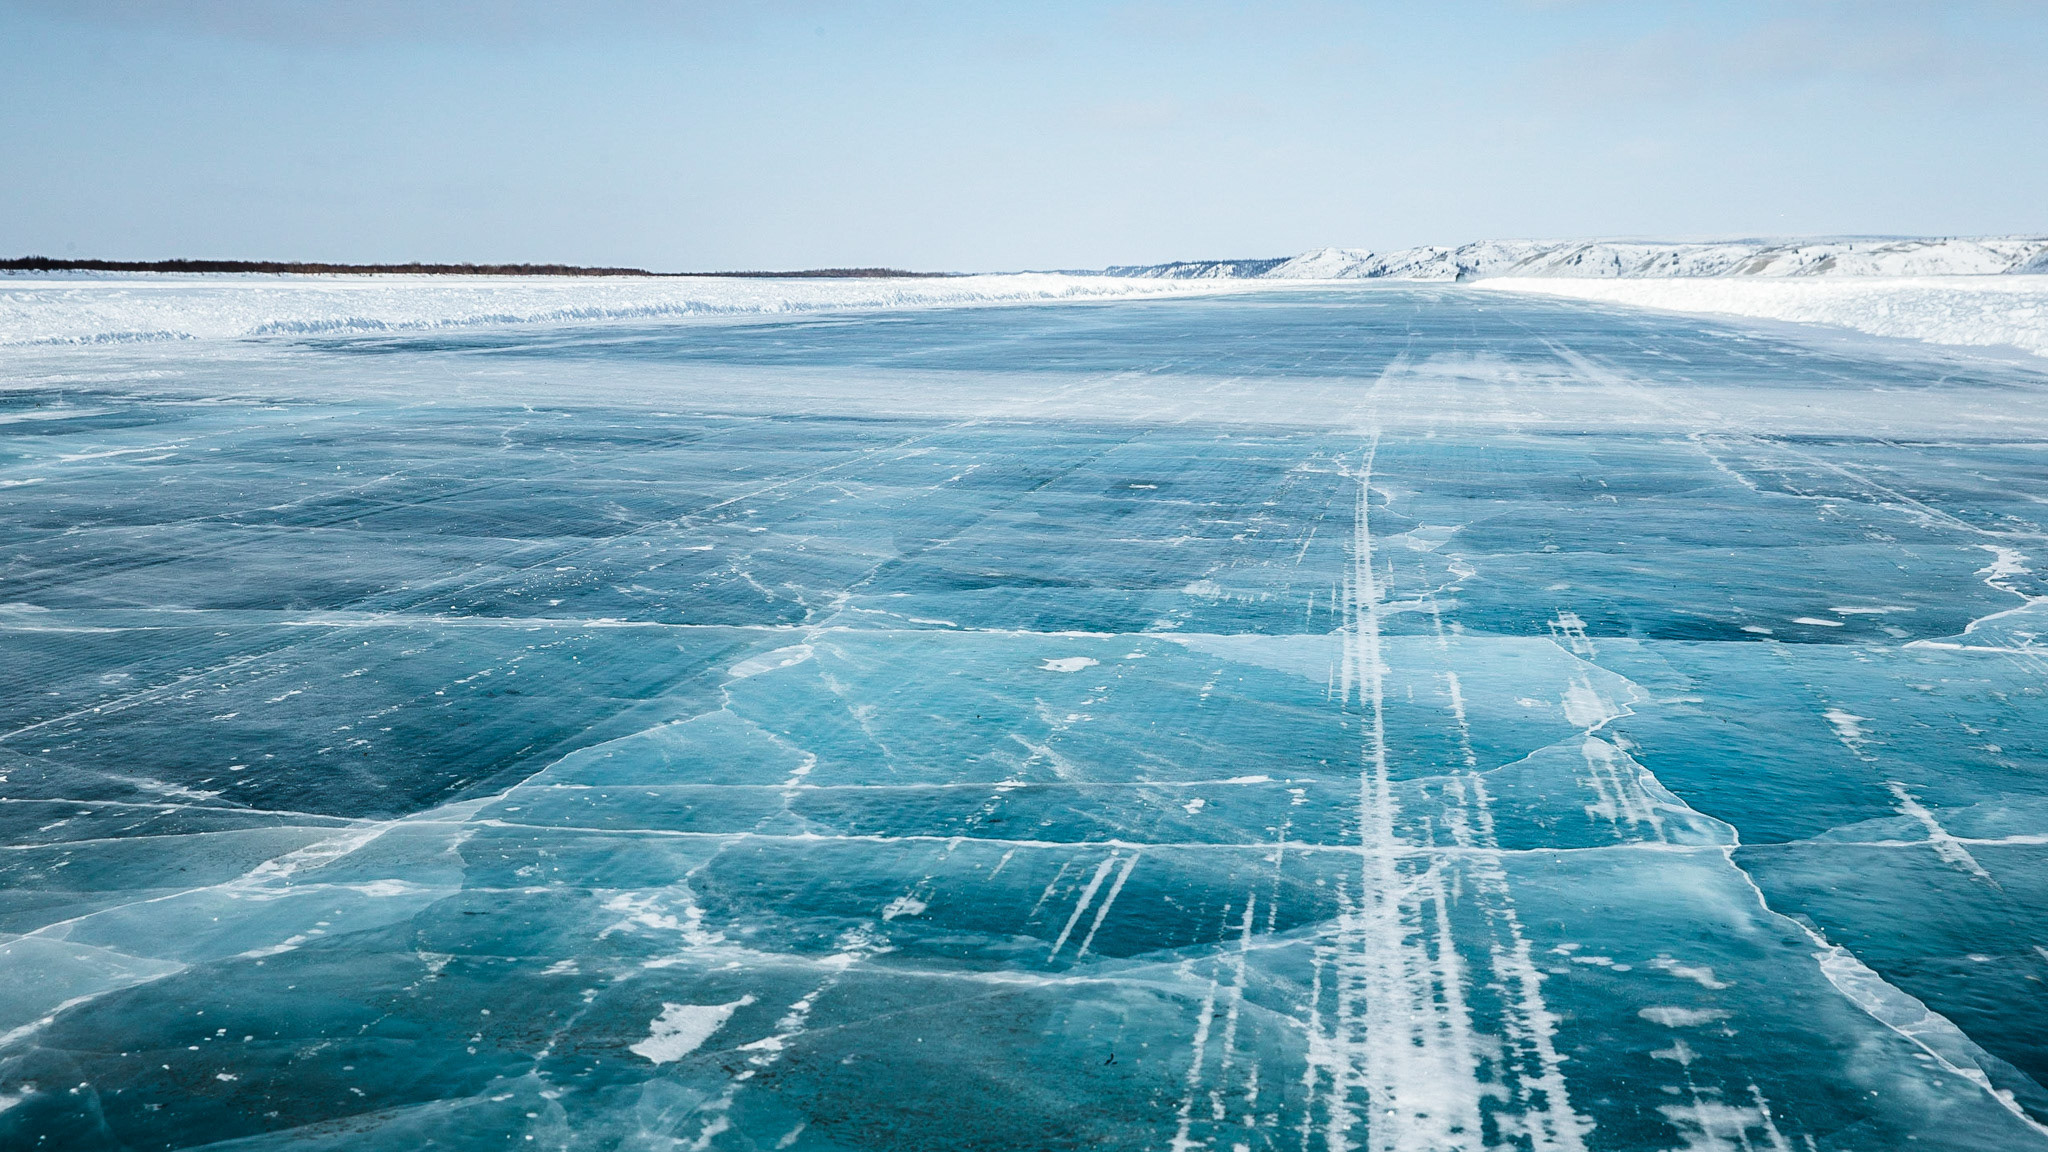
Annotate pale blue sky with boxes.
[3,1,2043,271]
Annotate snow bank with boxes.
[1478,276,2048,359]
[0,273,1241,346]
[12,267,2046,365]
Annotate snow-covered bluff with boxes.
[1105,237,2048,281]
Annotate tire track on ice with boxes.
[1296,445,1590,1152]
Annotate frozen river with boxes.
[4,284,2048,1150]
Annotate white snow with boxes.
[728,644,815,681]
[1822,708,1871,747]
[1481,276,2048,359]
[1638,1007,1732,1028]
[880,894,927,921]
[11,253,2046,364]
[0,273,1245,346]
[1040,657,1098,673]
[1978,545,2031,581]
[1123,236,2048,282]
[1648,957,1732,990]
[1106,237,2048,359]
[629,997,753,1064]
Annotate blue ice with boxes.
[3,286,2048,1149]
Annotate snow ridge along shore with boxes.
[1099,235,2048,361]
[6,253,2047,362]
[0,273,1245,347]
[1479,276,2048,360]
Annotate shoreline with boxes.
[0,256,952,278]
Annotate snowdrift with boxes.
[1479,276,2048,359]
[0,272,1242,346]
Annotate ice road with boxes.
[3,282,2048,1151]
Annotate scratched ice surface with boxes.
[4,288,2048,1151]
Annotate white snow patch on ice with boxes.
[1823,708,1871,747]
[1649,957,1732,990]
[1040,657,1098,673]
[1978,545,2031,581]
[1639,1007,1732,1028]
[630,996,754,1064]
[880,895,927,921]
[728,644,814,680]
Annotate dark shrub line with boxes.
[2,256,950,278]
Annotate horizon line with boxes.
[0,256,959,279]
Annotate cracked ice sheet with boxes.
[4,287,2048,1149]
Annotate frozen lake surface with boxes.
[4,284,2048,1150]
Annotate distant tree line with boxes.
[1,257,952,278]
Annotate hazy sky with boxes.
[3,1,2043,271]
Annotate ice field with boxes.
[4,282,2048,1150]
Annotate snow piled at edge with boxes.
[1476,276,2048,359]
[0,273,1246,347]
[10,267,2048,365]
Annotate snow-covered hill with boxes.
[1099,257,1291,279]
[1110,237,2048,281]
